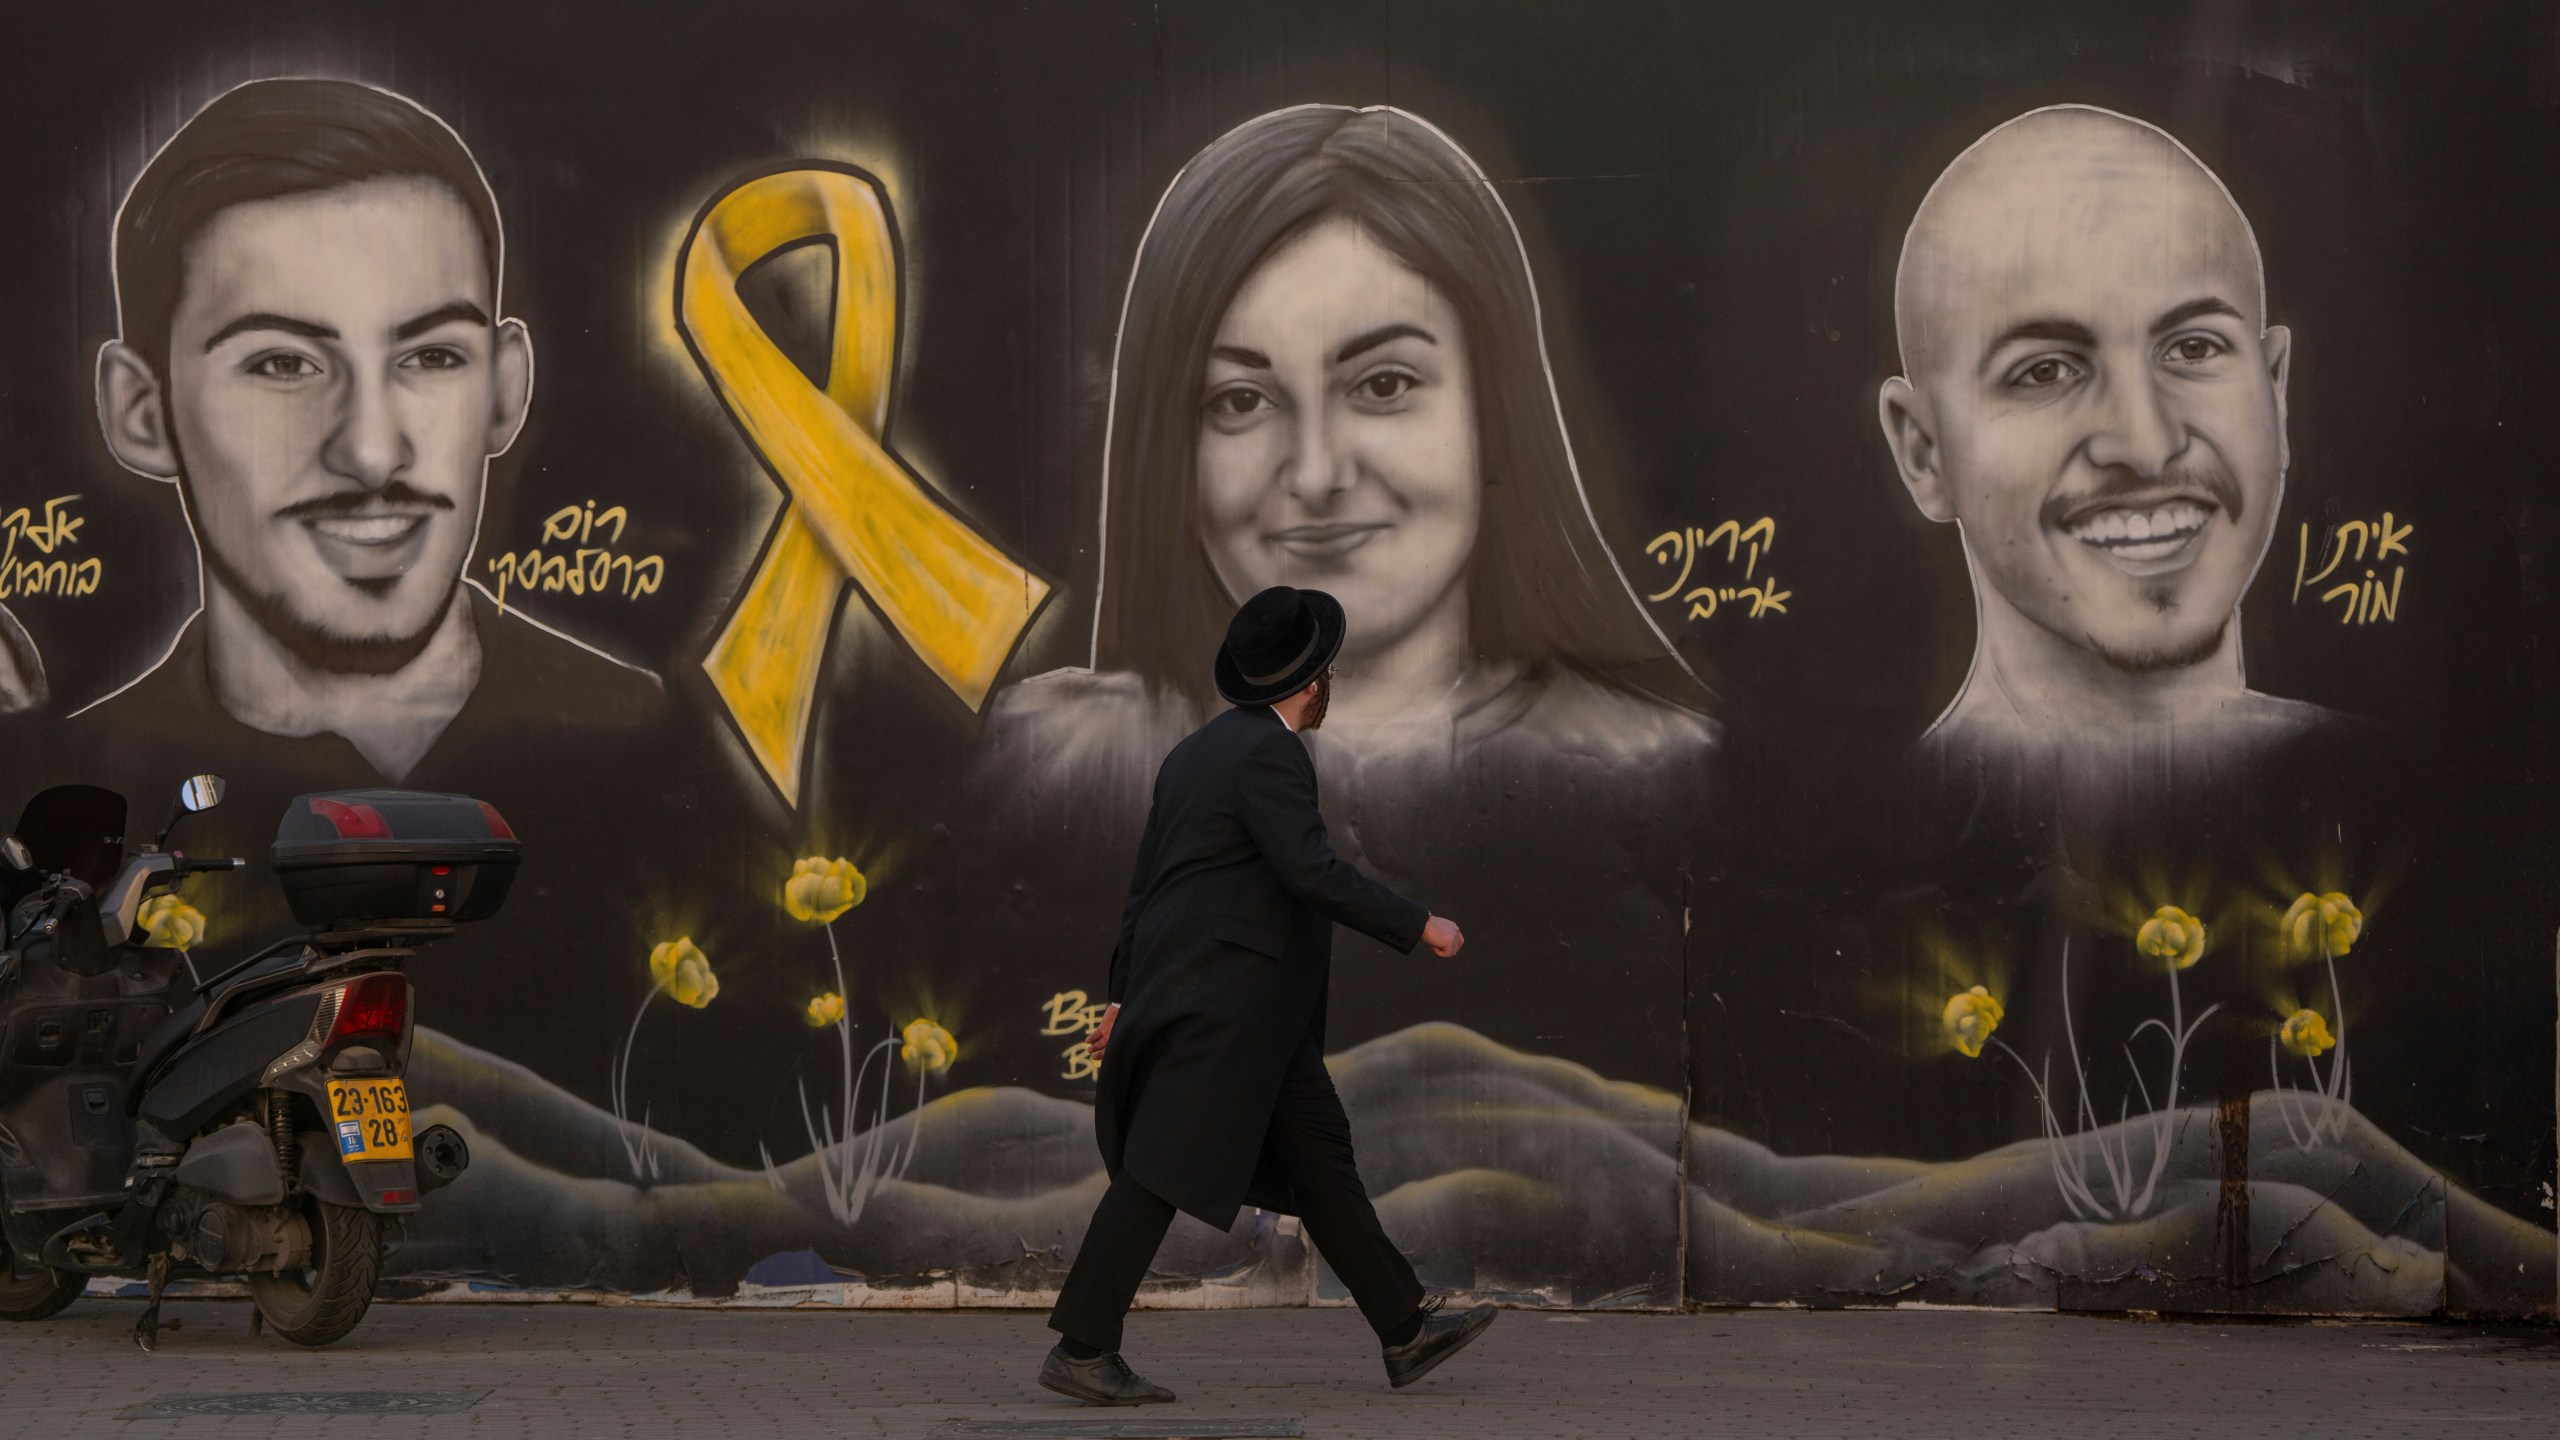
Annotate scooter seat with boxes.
[124,993,209,1113]
[122,948,316,1113]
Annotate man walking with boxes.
[1039,585,1497,1405]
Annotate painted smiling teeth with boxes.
[2066,501,2208,553]
[309,514,424,546]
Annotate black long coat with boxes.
[1095,704,1427,1229]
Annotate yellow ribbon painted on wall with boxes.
[677,166,1050,805]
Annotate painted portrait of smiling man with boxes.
[79,79,656,782]
[1878,104,2347,791]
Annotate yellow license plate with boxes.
[326,1078,413,1161]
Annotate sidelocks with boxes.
[0,778,517,1348]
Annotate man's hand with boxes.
[1086,1003,1120,1065]
[1422,915,1465,957]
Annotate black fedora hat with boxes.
[1214,586,1345,705]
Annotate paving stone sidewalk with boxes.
[2,1297,2554,1438]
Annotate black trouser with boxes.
[1049,1042,1425,1353]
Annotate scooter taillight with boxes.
[306,797,392,840]
[327,973,410,1048]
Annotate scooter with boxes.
[0,777,518,1349]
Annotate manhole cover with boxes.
[931,1422,1301,1438]
[122,1389,490,1418]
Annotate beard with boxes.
[2091,611,2232,676]
[2025,454,2260,679]
[1299,671,1333,731]
[208,551,459,676]
[183,478,461,677]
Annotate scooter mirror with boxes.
[1,835,28,871]
[179,775,226,813]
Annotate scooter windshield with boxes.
[13,783,127,890]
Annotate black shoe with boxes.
[1381,1298,1498,1389]
[1038,1343,1177,1406]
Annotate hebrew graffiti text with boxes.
[1644,518,1789,621]
[0,496,102,599]
[2292,513,2411,625]
[486,501,666,611]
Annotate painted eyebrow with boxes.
[1334,323,1435,364]
[395,301,493,341]
[203,313,337,351]
[1976,318,2097,378]
[2149,297,2244,336]
[1210,344,1271,369]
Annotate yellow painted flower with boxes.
[2282,892,2363,957]
[137,894,206,950]
[1940,986,2004,1059]
[2135,906,2207,970]
[783,856,867,924]
[2279,1008,2337,1059]
[900,1018,958,1073]
[805,991,846,1027]
[648,937,719,1009]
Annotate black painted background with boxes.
[0,0,2549,1263]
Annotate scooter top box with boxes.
[270,790,521,929]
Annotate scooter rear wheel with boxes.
[247,1201,379,1346]
[0,1258,84,1321]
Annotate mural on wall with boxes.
[677,164,1052,808]
[0,1,2549,1324]
[967,113,1711,1293]
[1879,107,2329,778]
[78,80,663,784]
[986,104,1713,783]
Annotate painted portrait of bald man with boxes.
[1877,104,2348,787]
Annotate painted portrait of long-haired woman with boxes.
[965,106,1709,1098]
[984,104,1715,812]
